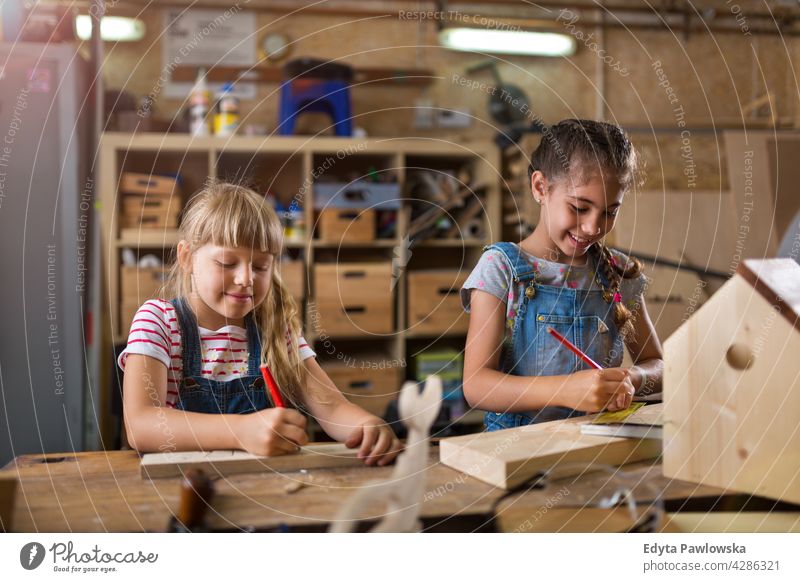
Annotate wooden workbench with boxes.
[1,445,729,533]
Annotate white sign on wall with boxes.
[162,8,257,100]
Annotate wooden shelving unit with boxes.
[99,132,501,414]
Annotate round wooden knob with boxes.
[726,343,754,371]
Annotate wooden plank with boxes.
[666,512,800,533]
[140,443,361,479]
[0,475,16,532]
[439,415,662,490]
[614,190,738,276]
[2,449,721,532]
[664,259,800,504]
[737,258,800,331]
[724,131,800,257]
[498,506,677,533]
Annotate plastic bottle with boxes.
[213,82,240,137]
[188,68,210,136]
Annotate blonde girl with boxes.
[120,182,401,464]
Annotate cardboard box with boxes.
[318,208,375,243]
[407,270,469,335]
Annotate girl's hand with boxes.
[564,368,635,413]
[233,408,309,457]
[345,418,403,466]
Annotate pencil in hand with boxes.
[546,326,602,369]
[259,364,286,408]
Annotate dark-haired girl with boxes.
[461,119,663,431]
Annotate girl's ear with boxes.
[176,240,193,274]
[530,170,548,204]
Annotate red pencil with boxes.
[546,326,602,370]
[259,364,286,408]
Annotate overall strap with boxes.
[171,297,203,377]
[484,242,537,282]
[245,312,263,376]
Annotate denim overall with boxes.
[483,242,624,431]
[172,298,274,414]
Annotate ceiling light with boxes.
[75,15,145,42]
[439,28,576,57]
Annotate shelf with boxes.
[404,329,468,339]
[115,232,309,249]
[102,132,494,157]
[313,239,399,248]
[102,134,501,417]
[412,239,487,247]
[116,229,180,247]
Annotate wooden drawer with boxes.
[277,260,304,301]
[321,361,401,416]
[121,195,181,229]
[120,266,169,303]
[314,262,392,303]
[311,297,393,336]
[120,172,180,197]
[318,209,375,243]
[407,270,469,335]
[120,300,142,335]
[120,266,170,333]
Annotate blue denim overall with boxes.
[172,298,274,414]
[483,243,625,431]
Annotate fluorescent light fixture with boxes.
[439,28,576,57]
[75,15,146,42]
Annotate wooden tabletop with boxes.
[0,446,726,533]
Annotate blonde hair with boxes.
[165,180,307,405]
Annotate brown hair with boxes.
[164,180,309,405]
[530,119,643,338]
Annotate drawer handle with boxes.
[337,211,361,220]
[343,306,366,314]
[437,287,459,296]
[343,271,367,278]
[349,381,373,390]
[343,188,368,202]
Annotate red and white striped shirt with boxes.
[117,299,315,408]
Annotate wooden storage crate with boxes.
[407,270,469,335]
[120,172,180,197]
[321,360,401,416]
[277,260,305,301]
[313,263,393,335]
[318,208,375,243]
[314,263,392,302]
[121,195,181,229]
[119,265,170,332]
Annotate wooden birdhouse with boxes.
[663,258,800,504]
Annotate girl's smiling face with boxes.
[530,168,624,265]
[178,243,274,329]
